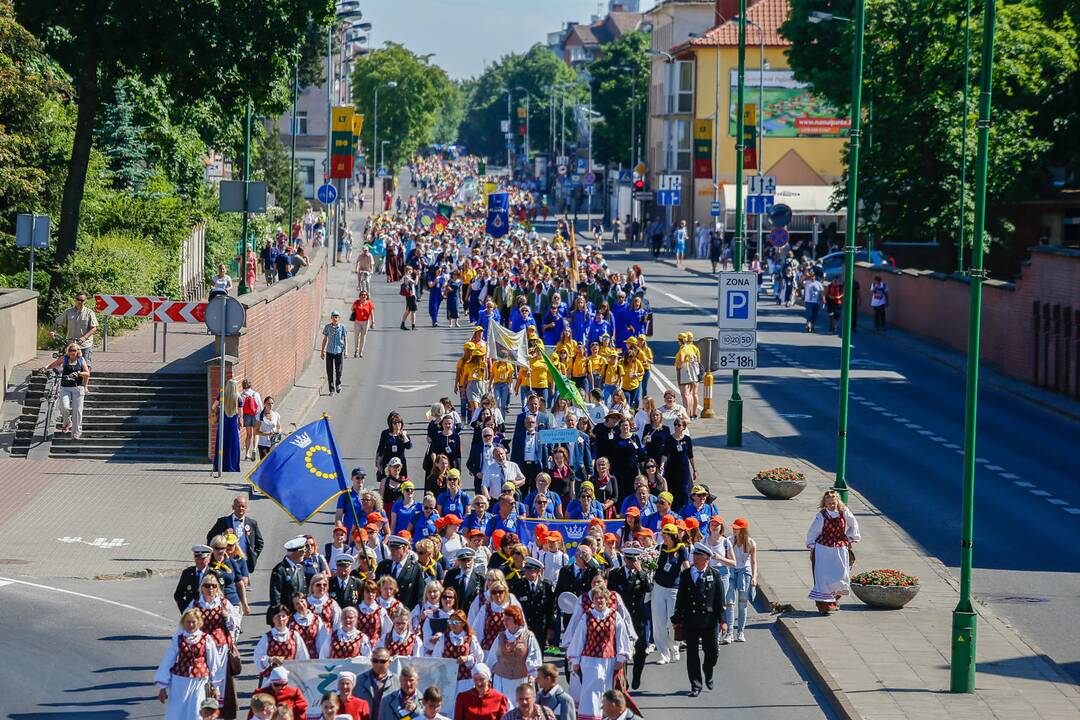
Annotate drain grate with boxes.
[988,595,1048,604]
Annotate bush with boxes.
[851,570,919,587]
[754,467,806,483]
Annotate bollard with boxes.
[701,371,715,418]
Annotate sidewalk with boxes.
[690,417,1080,719]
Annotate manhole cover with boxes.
[989,596,1048,604]
[0,558,29,565]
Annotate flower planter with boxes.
[752,474,807,499]
[851,582,921,609]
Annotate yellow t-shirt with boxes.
[603,357,622,385]
[555,338,579,361]
[461,354,486,382]
[638,344,653,370]
[492,360,515,384]
[586,354,607,378]
[618,358,644,390]
[571,351,588,378]
[528,356,550,388]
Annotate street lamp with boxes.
[373,80,398,180]
[730,15,767,262]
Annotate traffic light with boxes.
[633,177,645,191]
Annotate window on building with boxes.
[665,60,695,114]
[664,119,692,172]
[299,159,316,198]
[294,112,308,135]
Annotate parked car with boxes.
[820,250,894,281]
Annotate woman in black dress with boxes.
[376,411,412,478]
[640,408,670,468]
[428,414,462,472]
[661,418,696,511]
[606,417,643,505]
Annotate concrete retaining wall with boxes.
[0,289,40,413]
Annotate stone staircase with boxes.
[48,372,208,462]
[9,371,49,458]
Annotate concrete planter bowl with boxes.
[752,469,807,500]
[851,582,921,609]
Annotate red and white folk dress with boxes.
[378,627,423,658]
[566,608,631,720]
[318,626,372,659]
[434,630,485,694]
[806,507,861,608]
[288,610,327,659]
[253,627,310,681]
[355,601,391,647]
[154,630,224,720]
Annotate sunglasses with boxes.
[371,658,389,665]
[201,583,219,589]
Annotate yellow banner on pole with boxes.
[743,103,757,127]
[694,119,712,140]
[352,114,364,138]
[332,106,355,133]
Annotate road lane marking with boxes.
[917,430,935,436]
[880,412,896,417]
[943,443,961,449]
[651,287,695,307]
[378,382,437,393]
[893,417,910,423]
[1065,508,1080,515]
[0,576,172,622]
[929,436,947,442]
[1000,473,1020,480]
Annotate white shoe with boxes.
[719,632,732,645]
[735,632,746,643]
[646,643,656,654]
[672,648,681,661]
[656,655,670,665]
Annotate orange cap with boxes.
[625,506,640,516]
[732,517,749,530]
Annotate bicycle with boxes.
[38,347,64,438]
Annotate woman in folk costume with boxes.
[806,490,861,614]
[307,572,342,631]
[377,574,404,616]
[318,606,372,659]
[566,583,632,720]
[356,579,393,648]
[563,574,638,649]
[483,605,542,709]
[378,605,425,657]
[471,580,515,652]
[288,591,329,660]
[466,570,521,632]
[185,571,239,708]
[155,608,225,720]
[411,580,445,632]
[254,604,310,683]
[420,584,460,655]
[432,610,486,694]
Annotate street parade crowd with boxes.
[159,155,860,720]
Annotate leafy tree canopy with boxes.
[588,31,651,168]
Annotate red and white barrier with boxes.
[153,300,207,323]
[94,294,159,318]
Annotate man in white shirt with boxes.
[482,445,525,499]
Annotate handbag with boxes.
[349,307,357,321]
[228,645,242,674]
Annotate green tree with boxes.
[14,0,334,300]
[351,43,453,171]
[782,0,1077,251]
[588,31,651,168]
[433,80,466,145]
[96,81,152,193]
[458,44,585,161]
[253,126,304,217]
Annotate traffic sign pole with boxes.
[727,0,748,447]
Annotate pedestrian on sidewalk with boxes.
[211,264,233,295]
[400,269,419,331]
[870,275,888,331]
[673,220,688,268]
[803,274,824,333]
[726,518,757,642]
[806,490,861,614]
[43,343,89,439]
[351,290,376,358]
[212,379,242,472]
[825,277,844,334]
[321,310,348,395]
[240,379,263,461]
[255,397,282,459]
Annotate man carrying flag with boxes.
[538,345,586,412]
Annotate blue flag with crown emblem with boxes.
[486,192,510,238]
[246,416,349,523]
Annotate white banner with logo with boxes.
[283,657,460,715]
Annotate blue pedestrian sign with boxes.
[376,166,388,178]
[746,195,774,214]
[657,190,681,207]
[618,170,632,185]
[317,183,338,204]
[710,200,722,217]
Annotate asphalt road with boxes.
[626,249,1080,685]
[0,204,833,717]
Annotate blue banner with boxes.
[416,204,437,231]
[486,192,510,238]
[517,517,625,557]
[247,416,348,524]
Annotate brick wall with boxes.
[207,248,327,454]
[853,246,1080,398]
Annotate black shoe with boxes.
[705,678,714,690]
[400,322,407,331]
[335,385,342,393]
[688,688,701,698]
[631,676,641,691]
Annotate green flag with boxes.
[538,346,586,411]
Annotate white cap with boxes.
[284,536,307,551]
[269,666,289,683]
[337,671,357,684]
[471,662,492,680]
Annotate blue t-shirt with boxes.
[680,502,717,526]
[566,498,605,520]
[523,489,562,514]
[643,509,683,532]
[410,509,440,542]
[391,500,420,533]
[461,510,493,535]
[621,494,658,516]
[437,490,471,519]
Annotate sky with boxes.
[360,0,658,80]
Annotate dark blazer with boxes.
[510,429,545,466]
[375,557,424,609]
[206,514,264,571]
[329,573,364,609]
[512,410,552,437]
[173,565,203,614]
[554,562,598,603]
[672,565,726,630]
[355,669,397,720]
[509,576,557,639]
[606,565,653,627]
[466,440,500,478]
[266,557,308,624]
[443,566,485,610]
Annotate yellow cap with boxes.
[662,523,679,535]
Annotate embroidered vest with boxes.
[200,601,230,647]
[493,631,530,679]
[331,632,366,659]
[357,607,383,644]
[582,613,616,658]
[289,616,321,657]
[384,632,418,658]
[312,597,337,628]
[443,635,473,681]
[481,605,506,651]
[171,633,210,678]
[815,511,849,548]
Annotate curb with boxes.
[776,616,862,720]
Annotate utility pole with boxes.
[832,0,866,503]
[957,0,973,274]
[239,100,252,295]
[951,0,996,694]
[288,59,299,243]
[726,0,747,446]
[506,88,513,174]
[325,22,336,266]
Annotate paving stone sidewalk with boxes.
[691,419,1080,719]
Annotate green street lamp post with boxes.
[951,0,996,694]
[957,0,973,274]
[726,0,747,447]
[239,99,252,296]
[288,58,299,243]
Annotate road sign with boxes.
[204,294,246,335]
[557,164,568,176]
[317,183,338,204]
[575,157,587,173]
[769,203,793,227]
[220,180,268,212]
[716,350,757,370]
[155,300,208,324]
[657,190,681,206]
[634,162,646,176]
[376,166,388,178]
[710,201,721,217]
[748,175,777,195]
[658,174,682,191]
[746,195,774,214]
[94,294,157,318]
[556,155,569,167]
[583,171,596,184]
[632,191,654,201]
[500,120,510,133]
[769,226,790,248]
[717,329,757,350]
[717,271,758,330]
[16,214,49,249]
[618,170,632,185]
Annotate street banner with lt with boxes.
[717,272,758,369]
[330,106,355,179]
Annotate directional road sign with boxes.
[748,175,777,195]
[657,190,681,206]
[317,183,338,204]
[717,271,758,330]
[632,191,655,201]
[710,200,722,217]
[155,300,208,324]
[658,174,682,191]
[94,294,157,318]
[746,195,774,214]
